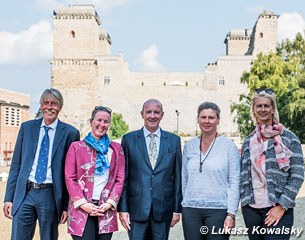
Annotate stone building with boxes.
[0,88,30,164]
[51,5,278,139]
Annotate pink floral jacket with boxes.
[65,140,125,236]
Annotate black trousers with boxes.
[71,215,113,240]
[128,208,171,240]
[182,207,229,240]
[242,205,294,240]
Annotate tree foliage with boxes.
[109,112,129,140]
[231,33,305,142]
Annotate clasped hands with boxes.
[80,202,112,216]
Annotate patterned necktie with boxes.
[35,126,50,184]
[148,133,158,169]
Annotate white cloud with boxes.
[278,12,305,41]
[134,44,165,72]
[0,20,53,65]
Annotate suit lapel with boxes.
[136,129,151,167]
[31,119,43,162]
[52,120,65,160]
[155,129,168,168]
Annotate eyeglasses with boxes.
[94,106,112,115]
[254,88,275,95]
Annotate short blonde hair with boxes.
[251,90,280,124]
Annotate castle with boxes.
[51,5,278,139]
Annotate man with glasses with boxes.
[3,88,80,240]
[118,99,182,240]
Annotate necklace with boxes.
[199,133,217,173]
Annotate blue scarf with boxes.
[84,132,110,175]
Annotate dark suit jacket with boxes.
[118,128,182,221]
[4,118,80,221]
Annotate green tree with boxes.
[109,112,129,140]
[231,93,254,139]
[231,33,305,142]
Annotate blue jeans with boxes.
[242,205,294,240]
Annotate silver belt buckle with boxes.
[33,182,40,189]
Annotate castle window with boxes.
[104,76,110,85]
[4,106,21,126]
[218,77,225,86]
[70,31,76,38]
[260,32,263,38]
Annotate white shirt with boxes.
[92,148,113,200]
[28,119,58,184]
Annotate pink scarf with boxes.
[250,124,292,173]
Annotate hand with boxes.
[99,203,112,213]
[170,213,180,227]
[224,216,235,231]
[265,205,286,226]
[80,202,99,215]
[3,202,13,220]
[90,203,112,217]
[60,211,68,224]
[119,212,131,231]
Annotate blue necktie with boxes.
[35,126,50,184]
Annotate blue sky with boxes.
[0,0,305,112]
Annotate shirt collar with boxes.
[41,118,58,130]
[143,127,161,138]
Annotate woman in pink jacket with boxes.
[65,106,125,240]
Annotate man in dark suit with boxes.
[3,88,80,240]
[118,99,182,240]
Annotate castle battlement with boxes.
[51,59,98,65]
[259,10,279,19]
[54,5,101,25]
[225,29,252,41]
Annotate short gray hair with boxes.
[141,99,163,112]
[197,102,221,119]
[39,88,64,107]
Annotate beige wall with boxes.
[0,89,30,162]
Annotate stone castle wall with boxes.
[51,5,278,141]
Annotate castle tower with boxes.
[224,29,252,55]
[224,11,278,57]
[247,11,279,55]
[51,5,112,131]
[53,4,111,59]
